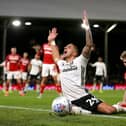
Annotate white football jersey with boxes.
[30,59,42,75]
[57,55,89,101]
[91,62,107,77]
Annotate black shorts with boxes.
[71,94,103,112]
[94,75,104,83]
[28,74,41,82]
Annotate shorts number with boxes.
[86,97,98,106]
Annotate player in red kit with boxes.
[33,29,62,98]
[5,47,22,96]
[19,52,30,93]
[39,41,62,98]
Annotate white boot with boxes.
[113,103,126,112]
[71,106,92,115]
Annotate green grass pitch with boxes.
[0,89,126,126]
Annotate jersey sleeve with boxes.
[91,62,97,67]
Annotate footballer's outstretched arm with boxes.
[81,10,93,58]
[48,27,60,63]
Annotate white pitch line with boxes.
[0,105,126,119]
[88,113,126,119]
[0,105,52,112]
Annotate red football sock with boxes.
[40,84,46,94]
[56,84,62,94]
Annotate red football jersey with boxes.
[19,58,30,72]
[41,43,55,64]
[6,54,21,71]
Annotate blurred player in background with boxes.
[0,61,9,92]
[118,51,126,106]
[120,51,126,83]
[90,56,107,92]
[24,53,42,94]
[19,52,30,94]
[4,47,23,96]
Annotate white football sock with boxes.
[71,106,92,115]
[113,104,126,112]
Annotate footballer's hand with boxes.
[82,10,90,30]
[48,27,58,42]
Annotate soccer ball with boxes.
[51,96,72,116]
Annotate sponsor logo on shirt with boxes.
[62,64,77,72]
